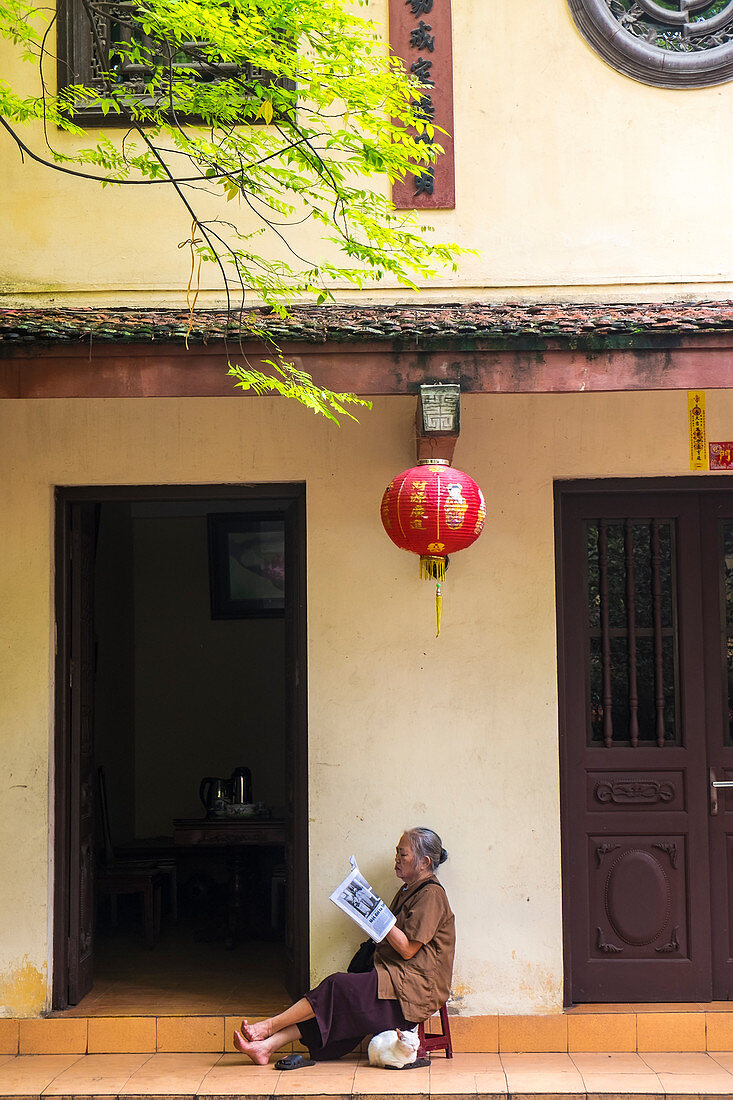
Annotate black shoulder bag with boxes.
[347,937,376,973]
[346,878,443,973]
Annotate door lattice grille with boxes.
[586,518,679,746]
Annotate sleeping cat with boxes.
[367,1026,421,1068]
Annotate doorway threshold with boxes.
[55,930,290,1019]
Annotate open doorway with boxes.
[53,485,308,1013]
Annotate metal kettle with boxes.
[230,766,252,804]
[199,776,230,815]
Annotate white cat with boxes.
[367,1026,421,1068]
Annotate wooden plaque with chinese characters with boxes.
[389,0,455,210]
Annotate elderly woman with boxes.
[233,827,454,1067]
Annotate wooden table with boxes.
[173,818,287,946]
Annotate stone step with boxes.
[5,1008,733,1056]
[3,1051,733,1099]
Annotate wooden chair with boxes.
[417,1004,453,1058]
[95,766,177,947]
[96,864,165,948]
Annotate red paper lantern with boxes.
[380,459,486,634]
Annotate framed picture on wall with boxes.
[208,513,285,618]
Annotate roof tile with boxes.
[2,301,733,348]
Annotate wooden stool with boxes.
[418,1004,453,1058]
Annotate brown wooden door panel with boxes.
[283,494,309,996]
[585,768,686,812]
[559,490,712,1003]
[590,835,687,955]
[700,493,733,998]
[67,502,97,1004]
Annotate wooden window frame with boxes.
[56,0,292,126]
[568,0,733,89]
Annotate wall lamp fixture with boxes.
[416,381,461,463]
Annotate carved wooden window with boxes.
[586,518,680,746]
[56,0,287,123]
[567,0,733,88]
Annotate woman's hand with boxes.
[385,924,423,960]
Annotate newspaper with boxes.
[329,855,396,942]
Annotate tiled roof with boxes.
[3,301,733,348]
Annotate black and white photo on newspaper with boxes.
[329,855,396,942]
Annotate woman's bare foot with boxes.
[232,1029,271,1065]
[240,1018,271,1042]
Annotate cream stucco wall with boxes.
[2,0,733,304]
[2,386,732,1017]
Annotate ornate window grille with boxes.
[567,0,733,87]
[56,0,288,122]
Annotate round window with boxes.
[567,0,733,87]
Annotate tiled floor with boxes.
[7,1051,733,1098]
[61,928,290,1017]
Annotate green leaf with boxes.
[1,0,473,422]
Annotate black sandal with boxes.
[274,1053,316,1070]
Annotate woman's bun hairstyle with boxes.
[406,827,448,873]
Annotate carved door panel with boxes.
[67,502,97,1004]
[559,490,712,1002]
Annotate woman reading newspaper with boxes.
[233,827,455,1068]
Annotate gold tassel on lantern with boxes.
[435,581,442,637]
[420,556,446,636]
[419,555,446,583]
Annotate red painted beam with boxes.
[2,339,733,398]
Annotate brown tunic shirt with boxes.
[374,875,455,1022]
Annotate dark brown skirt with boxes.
[298,969,411,1061]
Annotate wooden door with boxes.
[283,492,309,996]
[558,489,713,1003]
[700,493,733,999]
[64,502,97,1004]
